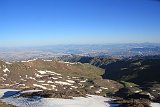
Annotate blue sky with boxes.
[0,0,160,47]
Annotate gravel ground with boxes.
[0,100,16,107]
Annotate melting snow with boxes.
[3,68,10,73]
[5,62,12,64]
[71,86,78,89]
[55,81,72,85]
[4,84,10,86]
[37,70,61,76]
[42,84,49,86]
[3,74,8,77]
[95,91,101,94]
[0,89,119,107]
[1,77,6,80]
[150,103,160,107]
[70,63,76,64]
[66,80,75,83]
[80,79,88,83]
[72,77,79,79]
[50,77,58,80]
[47,81,54,83]
[90,86,94,88]
[20,78,27,81]
[0,89,19,98]
[51,85,56,89]
[21,59,37,63]
[37,71,46,74]
[51,72,61,76]
[21,90,43,93]
[21,61,27,62]
[57,76,62,78]
[100,87,108,90]
[35,73,43,78]
[33,84,47,90]
[37,80,45,83]
[43,59,52,62]
[28,77,36,80]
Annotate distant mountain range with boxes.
[0,43,160,61]
[130,47,160,52]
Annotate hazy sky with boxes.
[0,0,160,47]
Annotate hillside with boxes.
[102,56,160,84]
[0,59,121,97]
[58,54,119,67]
[60,55,160,88]
[0,56,160,107]
[59,55,160,104]
[100,56,160,103]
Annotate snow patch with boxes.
[47,81,54,84]
[71,86,78,89]
[66,80,75,83]
[5,62,12,64]
[28,77,36,80]
[37,80,45,83]
[150,103,160,107]
[33,84,47,89]
[1,77,6,80]
[3,74,8,77]
[80,79,88,83]
[37,71,46,74]
[21,59,37,63]
[42,84,49,86]
[3,68,10,73]
[0,89,19,98]
[55,81,72,85]
[72,77,79,79]
[90,86,94,88]
[57,76,62,78]
[0,89,118,107]
[43,59,52,62]
[21,90,43,94]
[100,87,108,90]
[20,78,27,81]
[35,73,43,78]
[37,70,61,76]
[3,84,10,86]
[50,77,58,80]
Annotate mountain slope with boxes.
[102,57,160,84]
[0,59,121,96]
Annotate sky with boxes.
[0,0,160,47]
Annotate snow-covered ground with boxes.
[3,95,117,107]
[150,103,160,107]
[0,89,118,107]
[0,89,20,98]
[0,89,159,107]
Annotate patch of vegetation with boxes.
[120,81,139,88]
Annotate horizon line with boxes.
[0,42,160,48]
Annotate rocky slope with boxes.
[0,59,121,97]
[0,56,160,107]
[58,55,160,106]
